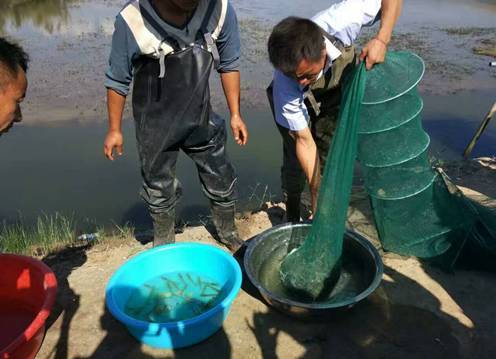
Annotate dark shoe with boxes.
[211,205,245,252]
[150,210,175,247]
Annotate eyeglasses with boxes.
[284,70,321,83]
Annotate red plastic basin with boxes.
[0,254,57,359]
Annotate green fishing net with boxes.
[279,63,367,299]
[359,51,496,269]
[280,51,496,300]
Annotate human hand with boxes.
[230,114,248,146]
[359,37,388,70]
[103,130,123,161]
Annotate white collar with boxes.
[322,37,342,75]
[325,37,342,61]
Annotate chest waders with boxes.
[132,1,243,251]
[267,32,356,222]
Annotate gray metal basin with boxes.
[243,223,383,319]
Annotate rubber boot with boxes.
[150,209,175,247]
[211,205,244,253]
[285,194,301,223]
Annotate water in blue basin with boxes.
[124,272,226,323]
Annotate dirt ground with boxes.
[35,158,496,359]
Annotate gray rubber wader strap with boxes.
[198,0,221,70]
[158,41,167,78]
[204,33,220,69]
[304,88,321,117]
[139,3,181,79]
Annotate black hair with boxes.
[267,17,325,74]
[0,37,29,78]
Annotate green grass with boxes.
[0,214,139,257]
[0,213,80,256]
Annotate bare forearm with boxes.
[220,71,249,145]
[220,71,241,117]
[107,88,126,132]
[294,130,321,211]
[377,0,402,44]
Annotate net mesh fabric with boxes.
[279,51,496,300]
[279,63,367,300]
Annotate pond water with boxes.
[0,110,280,227]
[0,0,495,228]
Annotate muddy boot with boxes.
[211,205,244,252]
[285,194,301,223]
[150,209,175,247]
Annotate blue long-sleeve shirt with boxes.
[105,0,241,96]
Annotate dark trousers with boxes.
[136,112,238,215]
[275,106,340,201]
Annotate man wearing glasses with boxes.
[267,0,402,221]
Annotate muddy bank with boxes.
[37,159,496,358]
[18,22,496,125]
[440,157,496,200]
[1,0,494,125]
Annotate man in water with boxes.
[267,0,402,221]
[103,0,248,251]
[0,37,28,136]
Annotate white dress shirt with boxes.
[272,0,381,131]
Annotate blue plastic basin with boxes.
[105,243,242,349]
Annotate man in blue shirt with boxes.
[267,0,402,222]
[104,0,248,251]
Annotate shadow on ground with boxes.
[43,246,89,359]
[244,264,471,359]
[422,263,496,359]
[73,304,232,359]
